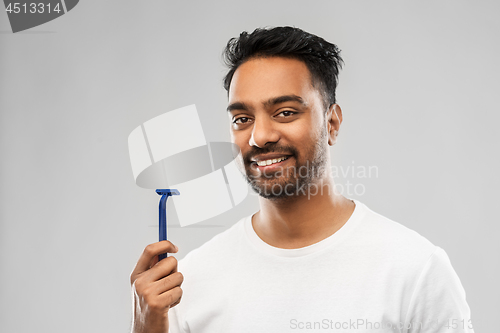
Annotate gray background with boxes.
[1,0,498,332]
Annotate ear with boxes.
[327,104,343,146]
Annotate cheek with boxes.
[306,114,328,143]
[286,119,326,158]
[285,121,317,147]
[230,128,242,146]
[234,152,246,174]
[231,133,247,150]
[231,131,252,161]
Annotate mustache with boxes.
[243,143,299,164]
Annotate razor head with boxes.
[156,189,180,196]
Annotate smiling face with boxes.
[227,56,341,200]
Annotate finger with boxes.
[131,241,178,278]
[142,256,178,283]
[148,254,159,269]
[151,271,184,295]
[159,286,183,308]
[170,296,182,308]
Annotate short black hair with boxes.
[222,26,344,109]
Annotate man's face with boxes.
[227,56,338,199]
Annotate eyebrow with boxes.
[264,94,307,108]
[227,94,307,112]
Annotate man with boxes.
[130,27,474,333]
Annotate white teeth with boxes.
[256,156,288,166]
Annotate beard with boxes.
[242,127,329,200]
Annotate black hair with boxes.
[222,26,344,109]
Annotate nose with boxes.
[249,116,280,148]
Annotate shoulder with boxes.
[351,201,472,313]
[351,200,438,270]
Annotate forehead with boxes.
[228,57,319,106]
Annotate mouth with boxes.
[247,154,294,173]
[254,155,290,167]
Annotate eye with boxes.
[276,110,297,118]
[233,117,251,124]
[231,116,254,129]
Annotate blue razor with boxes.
[156,189,180,260]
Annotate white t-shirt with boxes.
[169,200,474,333]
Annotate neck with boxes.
[253,176,355,249]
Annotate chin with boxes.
[248,177,305,200]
